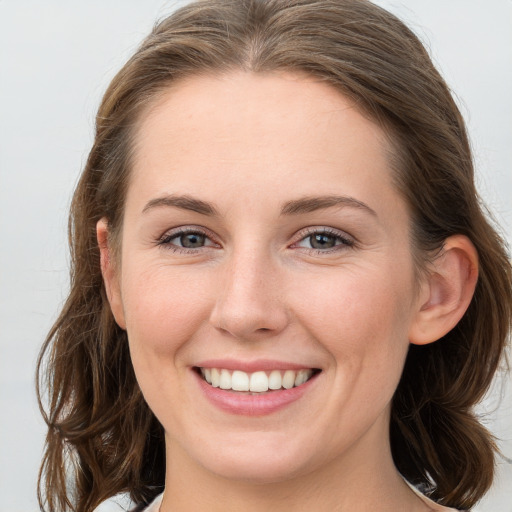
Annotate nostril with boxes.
[209,298,289,340]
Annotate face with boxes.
[104,71,425,484]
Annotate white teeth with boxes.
[200,367,315,392]
[282,370,296,389]
[210,368,220,388]
[268,370,282,390]
[232,370,250,391]
[294,369,309,386]
[249,371,268,392]
[219,369,231,390]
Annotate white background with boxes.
[0,1,510,511]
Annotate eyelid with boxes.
[157,225,220,249]
[155,225,355,253]
[290,226,356,251]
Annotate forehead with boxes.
[128,71,400,218]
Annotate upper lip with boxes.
[194,359,320,373]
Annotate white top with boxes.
[405,481,461,511]
[141,493,163,512]
[139,486,461,511]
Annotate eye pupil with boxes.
[180,233,205,248]
[310,233,336,249]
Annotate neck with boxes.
[160,419,429,512]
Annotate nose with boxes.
[209,248,289,341]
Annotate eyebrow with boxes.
[141,193,376,218]
[142,194,219,216]
[280,195,377,217]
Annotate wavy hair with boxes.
[37,1,512,510]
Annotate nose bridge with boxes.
[209,244,288,339]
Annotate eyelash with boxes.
[156,226,355,254]
[157,227,218,254]
[292,227,355,253]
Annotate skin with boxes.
[98,71,478,511]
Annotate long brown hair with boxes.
[37,1,512,510]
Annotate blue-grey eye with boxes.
[295,229,354,251]
[179,232,206,248]
[309,233,337,249]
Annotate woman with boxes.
[37,1,512,511]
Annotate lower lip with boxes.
[194,370,319,416]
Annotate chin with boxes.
[205,457,308,485]
[188,432,316,484]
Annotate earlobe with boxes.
[97,218,126,330]
[409,235,478,346]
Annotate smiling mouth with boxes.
[196,367,321,394]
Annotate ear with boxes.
[409,235,478,345]
[97,218,126,329]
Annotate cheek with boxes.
[120,264,217,424]
[291,263,414,376]
[121,263,213,362]
[280,263,415,454]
